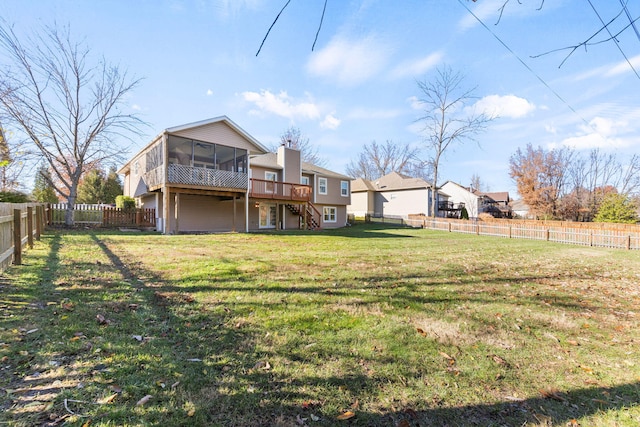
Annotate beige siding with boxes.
[314,176,350,206]
[277,146,301,183]
[172,122,260,153]
[251,165,281,181]
[378,188,429,218]
[347,191,373,217]
[168,194,244,232]
[316,204,347,228]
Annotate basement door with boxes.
[259,204,277,229]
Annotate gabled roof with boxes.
[118,116,269,174]
[249,153,352,180]
[302,161,352,180]
[478,191,510,203]
[351,177,376,192]
[371,171,433,191]
[166,115,269,153]
[249,152,282,170]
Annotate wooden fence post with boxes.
[626,235,631,250]
[27,207,33,249]
[13,209,21,265]
[35,205,42,240]
[508,226,512,239]
[546,229,550,241]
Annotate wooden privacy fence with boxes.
[48,204,156,228]
[402,215,640,250]
[0,203,47,271]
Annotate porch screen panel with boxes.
[193,142,215,168]
[235,149,247,173]
[216,145,235,171]
[168,136,193,166]
[146,143,164,172]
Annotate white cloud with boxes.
[390,52,443,79]
[560,116,631,150]
[206,89,213,96]
[306,35,391,86]
[407,96,422,111]
[472,94,536,119]
[605,54,640,77]
[241,90,320,121]
[320,114,341,130]
[131,104,142,111]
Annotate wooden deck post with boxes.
[27,207,34,249]
[163,188,171,234]
[13,209,21,265]
[232,195,237,232]
[174,192,180,234]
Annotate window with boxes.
[301,176,309,185]
[340,180,348,197]
[318,177,327,195]
[323,206,336,223]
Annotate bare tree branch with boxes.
[0,19,145,225]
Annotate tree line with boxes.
[510,144,640,223]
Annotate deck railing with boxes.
[249,179,311,201]
[167,164,248,190]
[143,164,249,191]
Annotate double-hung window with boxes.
[318,177,327,195]
[323,206,336,223]
[340,180,348,197]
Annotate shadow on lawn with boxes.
[83,233,639,426]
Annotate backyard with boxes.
[0,224,639,426]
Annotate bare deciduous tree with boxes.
[345,140,429,181]
[276,126,326,167]
[0,21,143,225]
[416,66,493,217]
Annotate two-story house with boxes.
[348,172,438,219]
[118,116,351,233]
[439,181,512,219]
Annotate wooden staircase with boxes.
[286,202,321,230]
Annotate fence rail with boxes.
[363,214,640,250]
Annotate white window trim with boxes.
[323,206,337,223]
[340,180,349,197]
[318,177,328,195]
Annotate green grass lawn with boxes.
[1,224,639,426]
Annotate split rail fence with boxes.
[401,215,640,250]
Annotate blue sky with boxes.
[4,0,640,195]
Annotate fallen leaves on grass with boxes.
[336,410,355,420]
[136,395,153,406]
[539,388,565,401]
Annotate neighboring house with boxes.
[510,199,534,219]
[477,191,512,218]
[440,181,512,218]
[347,172,437,219]
[118,116,351,233]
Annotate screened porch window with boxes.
[167,135,247,172]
